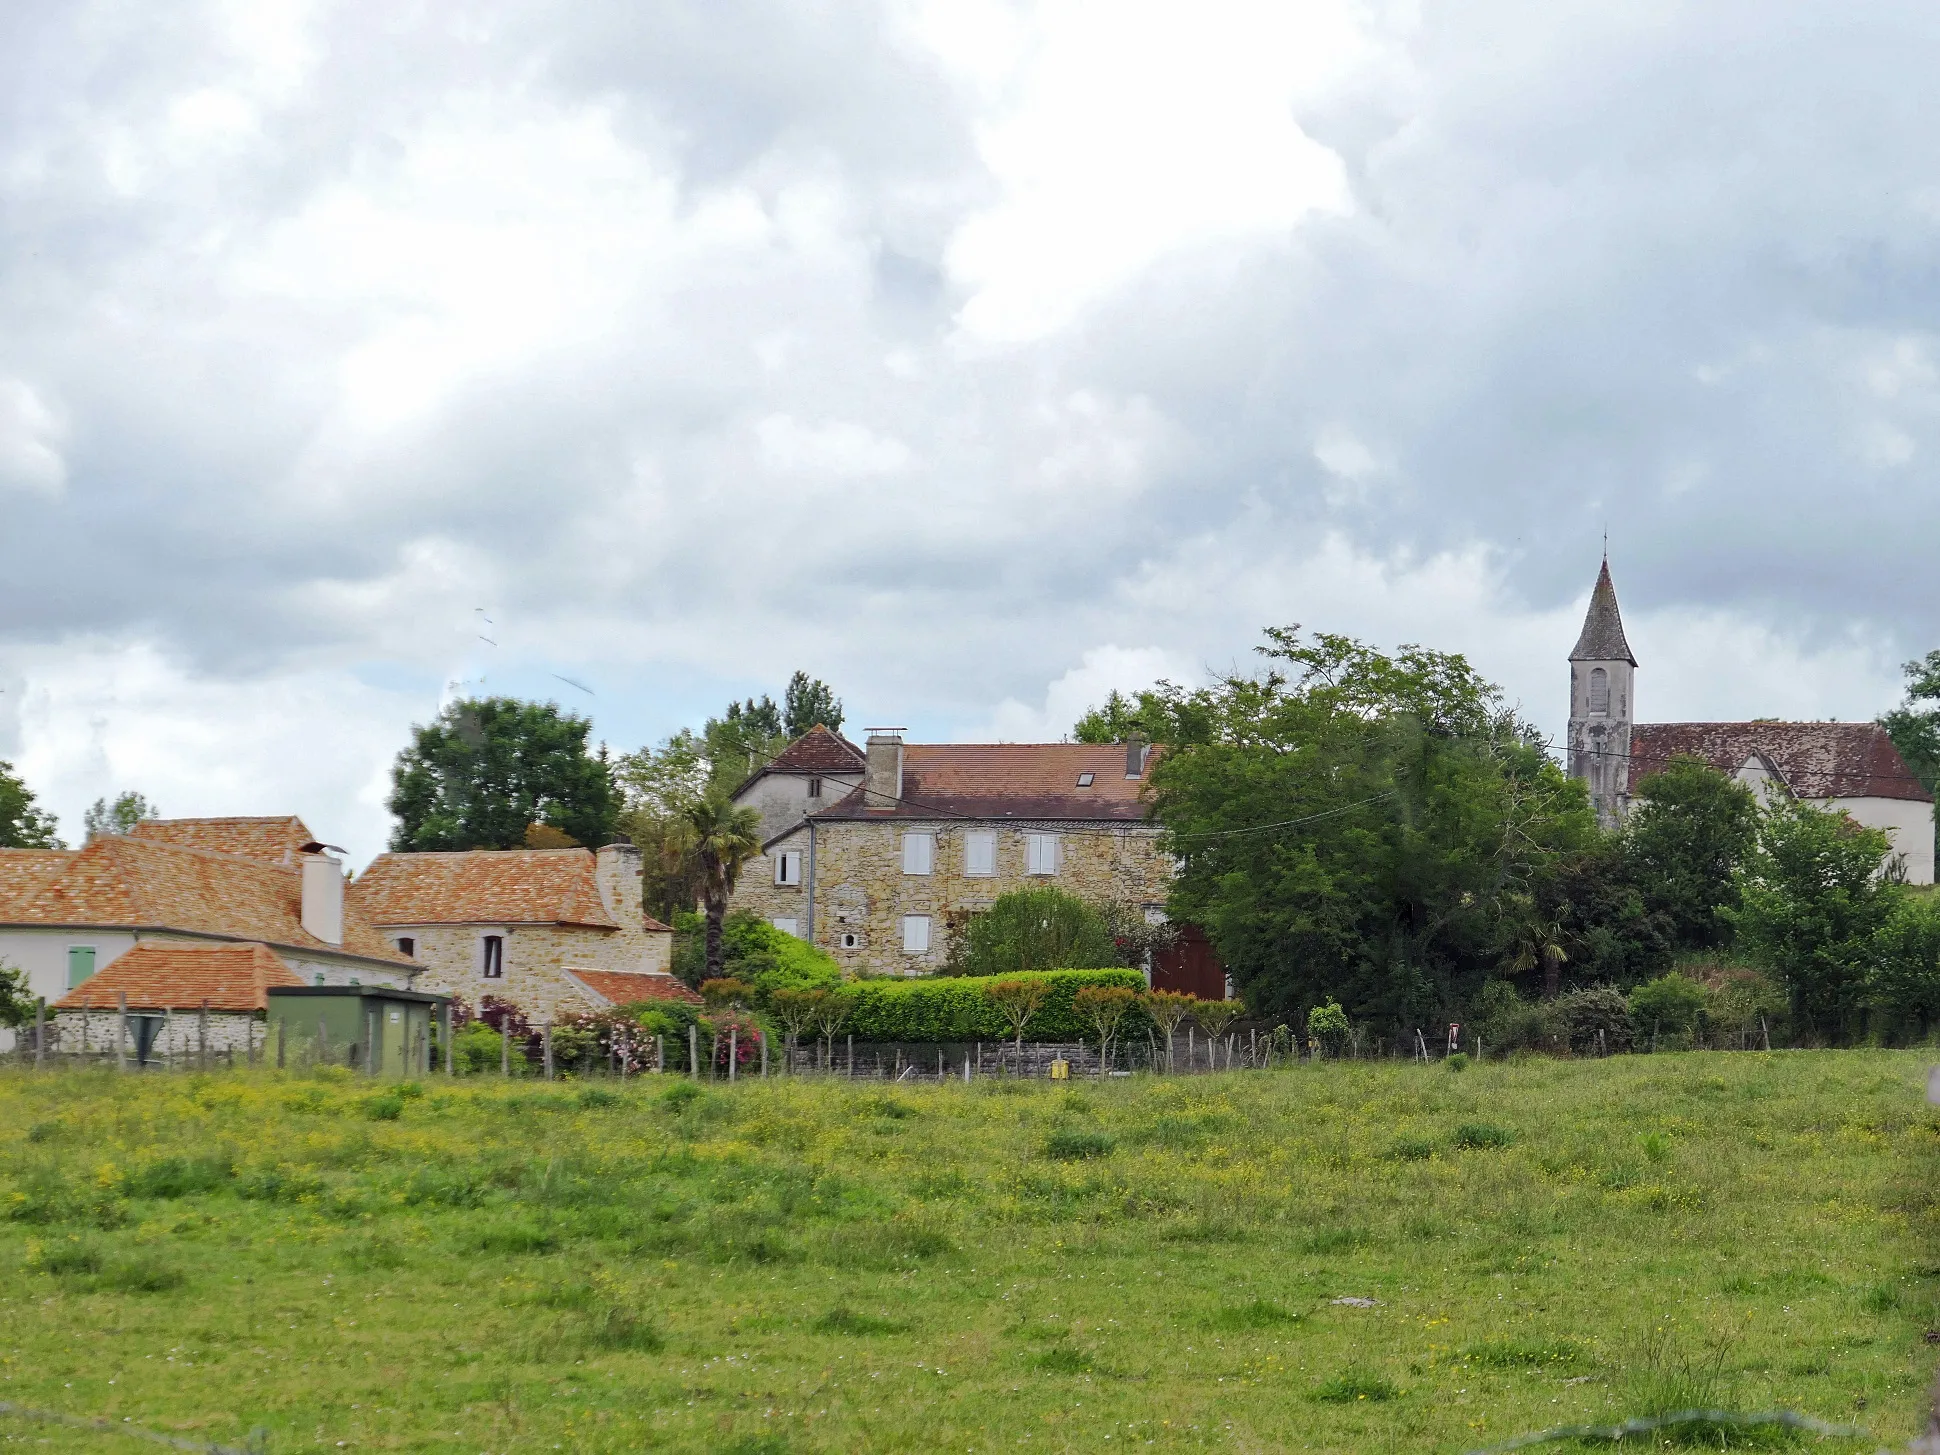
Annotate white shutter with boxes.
[775,851,802,886]
[1027,833,1060,875]
[965,831,995,876]
[902,832,934,876]
[772,917,800,938]
[902,915,931,953]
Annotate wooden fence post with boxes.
[728,1025,737,1082]
[116,992,128,1073]
[444,1003,454,1077]
[276,1016,286,1069]
[199,999,210,1071]
[367,1010,379,1076]
[33,997,45,1070]
[318,1016,329,1067]
[760,1031,768,1078]
[847,1034,854,1077]
[543,1022,554,1081]
[501,1017,511,1077]
[688,1023,699,1078]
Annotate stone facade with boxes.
[49,1007,260,1059]
[391,921,670,1023]
[732,818,1173,977]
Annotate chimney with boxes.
[1125,734,1148,780]
[594,840,643,926]
[864,729,905,809]
[300,847,345,946]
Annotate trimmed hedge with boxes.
[843,968,1148,1044]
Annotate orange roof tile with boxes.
[817,743,1160,822]
[52,941,302,1013]
[350,849,619,928]
[0,850,77,918]
[128,816,318,864]
[2,836,412,967]
[564,968,703,1007]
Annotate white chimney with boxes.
[300,848,345,946]
[864,729,905,809]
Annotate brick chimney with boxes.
[299,847,345,946]
[864,729,905,809]
[1125,734,1148,779]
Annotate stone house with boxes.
[1567,560,1936,882]
[730,730,1222,990]
[0,815,416,1050]
[48,941,302,1060]
[347,844,686,1023]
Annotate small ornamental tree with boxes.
[809,987,856,1069]
[1628,973,1707,1045]
[701,977,751,1011]
[1143,990,1197,1071]
[1307,999,1349,1057]
[985,977,1050,1050]
[1073,985,1139,1070]
[769,987,824,1068]
[1193,996,1244,1044]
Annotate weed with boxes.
[28,1236,103,1276]
[860,1095,915,1119]
[473,1218,559,1255]
[583,1301,663,1352]
[1445,1052,1470,1072]
[363,1094,406,1121]
[1312,1369,1399,1402]
[94,1257,186,1293]
[661,1081,705,1111]
[1207,1299,1303,1330]
[124,1154,233,1198]
[1452,1122,1514,1150]
[1044,1129,1115,1160]
[1031,1345,1095,1374]
[577,1087,619,1109]
[813,1306,909,1335]
[1638,1131,1673,1162]
[1303,1225,1369,1255]
[1386,1135,1437,1161]
[1461,1337,1589,1370]
[25,1121,59,1143]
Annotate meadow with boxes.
[2,1052,1938,1453]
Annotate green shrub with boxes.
[1385,1135,1437,1162]
[1553,987,1633,1053]
[1044,1129,1115,1161]
[451,1022,508,1074]
[952,887,1124,976]
[1473,980,1559,1053]
[124,1154,233,1199]
[363,1094,405,1121]
[1307,999,1350,1054]
[844,968,1147,1043]
[1444,1052,1470,1072]
[1629,973,1708,1041]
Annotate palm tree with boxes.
[1503,898,1571,1000]
[671,792,764,982]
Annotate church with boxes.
[1565,560,1936,884]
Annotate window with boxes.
[65,946,96,990]
[1026,833,1060,876]
[964,830,996,877]
[807,776,823,799]
[775,850,803,886]
[481,934,505,978]
[396,936,415,958]
[902,831,934,876]
[902,915,931,953]
[839,932,862,950]
[1076,772,1095,788]
[1588,667,1609,715]
[772,917,800,938]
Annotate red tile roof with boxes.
[564,968,703,1007]
[0,850,76,916]
[52,941,302,1012]
[765,724,866,774]
[1629,722,1931,803]
[350,849,623,928]
[128,816,318,864]
[0,836,412,966]
[815,743,1158,822]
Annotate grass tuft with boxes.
[1312,1369,1399,1403]
[1207,1298,1303,1330]
[1044,1129,1115,1160]
[813,1306,909,1335]
[1452,1122,1515,1150]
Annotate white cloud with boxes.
[972,644,1201,742]
[0,379,66,495]
[756,415,913,476]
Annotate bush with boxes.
[1307,999,1350,1054]
[1628,973,1707,1042]
[674,911,843,999]
[1552,987,1633,1054]
[841,969,1147,1043]
[952,887,1125,977]
[1453,1122,1514,1150]
[451,1022,509,1074]
[1472,980,1559,1053]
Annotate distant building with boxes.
[1566,561,1935,883]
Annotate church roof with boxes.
[1629,722,1931,804]
[1570,560,1637,665]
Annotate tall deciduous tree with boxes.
[703,696,785,795]
[1625,755,1759,951]
[783,672,845,739]
[956,887,1124,976]
[388,697,616,851]
[615,729,709,922]
[1146,627,1599,1028]
[1730,797,1895,1040]
[0,761,62,849]
[1880,649,1940,795]
[83,791,158,841]
[670,793,764,982]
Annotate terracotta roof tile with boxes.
[127,816,318,864]
[52,941,301,1013]
[350,849,619,928]
[0,850,77,918]
[1630,722,1931,803]
[1,836,412,966]
[564,968,703,1007]
[814,743,1159,822]
[763,725,867,775]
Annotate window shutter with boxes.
[902,833,934,875]
[66,946,95,990]
[966,831,995,876]
[902,915,931,953]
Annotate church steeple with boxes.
[1569,558,1637,666]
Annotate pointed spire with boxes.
[1569,559,1637,664]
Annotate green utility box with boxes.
[266,986,447,1076]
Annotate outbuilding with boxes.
[266,985,448,1075]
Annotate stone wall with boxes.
[51,1007,259,1059]
[730,818,1174,977]
[394,922,672,1023]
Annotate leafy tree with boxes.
[1625,756,1758,951]
[955,887,1124,976]
[0,958,33,1029]
[388,697,616,851]
[615,730,709,921]
[1729,798,1896,1040]
[1073,690,1146,744]
[1867,891,1940,1039]
[808,986,856,1068]
[703,696,785,795]
[1143,990,1197,1069]
[985,977,1051,1050]
[1193,996,1244,1045]
[1880,649,1940,796]
[1147,626,1599,1028]
[783,672,845,739]
[1306,998,1350,1056]
[669,793,764,983]
[83,791,158,841]
[1500,896,1570,1000]
[700,977,751,1010]
[769,988,824,1066]
[1627,973,1708,1042]
[1072,985,1138,1066]
[0,761,62,848]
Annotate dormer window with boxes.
[1076,772,1095,787]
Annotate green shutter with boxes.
[66,946,96,989]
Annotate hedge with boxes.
[841,968,1148,1044]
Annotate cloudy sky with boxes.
[3,0,1937,863]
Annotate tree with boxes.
[1073,690,1145,744]
[1501,897,1571,1000]
[700,977,751,1011]
[1306,999,1350,1056]
[808,986,856,1069]
[769,988,824,1068]
[615,730,709,922]
[83,791,158,841]
[1625,755,1758,951]
[0,761,62,849]
[1880,649,1940,796]
[1627,972,1708,1044]
[0,958,33,1030]
[703,696,785,796]
[985,977,1050,1050]
[1072,985,1138,1069]
[388,697,617,851]
[1866,891,1940,1039]
[1192,996,1244,1054]
[955,887,1124,976]
[783,672,845,739]
[1146,626,1599,1028]
[1729,797,1896,1040]
[1143,990,1197,1070]
[670,793,764,983]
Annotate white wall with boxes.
[0,928,137,1051]
[735,772,862,844]
[1816,795,1936,886]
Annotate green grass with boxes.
[1,1052,1937,1452]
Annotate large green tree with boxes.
[83,790,158,841]
[0,761,62,848]
[1730,797,1896,1040]
[388,697,617,851]
[1624,754,1759,951]
[1146,627,1599,1027]
[1880,649,1940,795]
[782,672,844,739]
[953,887,1125,976]
[614,729,709,922]
[703,696,785,795]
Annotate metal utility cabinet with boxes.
[266,986,447,1075]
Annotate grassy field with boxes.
[2,1053,1938,1454]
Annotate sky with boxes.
[3,0,1938,866]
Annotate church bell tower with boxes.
[1567,558,1637,828]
